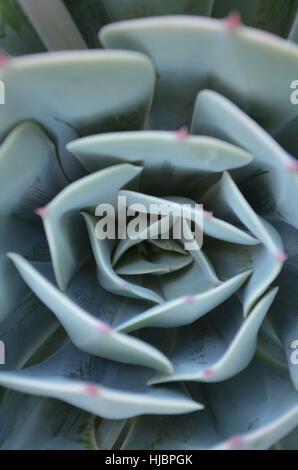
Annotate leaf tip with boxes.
[184,295,195,304]
[175,126,189,141]
[35,207,47,219]
[286,158,298,173]
[202,368,215,378]
[275,251,288,264]
[120,282,129,291]
[225,11,242,31]
[96,322,112,334]
[203,210,213,219]
[0,53,10,68]
[226,435,245,450]
[84,383,99,396]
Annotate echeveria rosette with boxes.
[0,9,298,452]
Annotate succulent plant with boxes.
[0,0,298,451]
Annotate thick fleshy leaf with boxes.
[0,122,67,321]
[201,172,285,314]
[116,270,251,332]
[191,90,298,228]
[149,288,277,384]
[68,131,253,198]
[0,0,44,55]
[101,16,298,131]
[122,354,298,449]
[9,253,172,373]
[83,212,163,304]
[0,343,202,419]
[204,224,283,316]
[64,0,214,48]
[120,190,259,245]
[41,163,141,291]
[68,131,252,173]
[269,257,298,390]
[0,50,155,178]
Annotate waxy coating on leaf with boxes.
[0,7,298,451]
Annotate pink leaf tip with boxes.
[0,53,9,67]
[202,368,214,378]
[84,383,98,395]
[184,295,194,304]
[226,435,245,450]
[276,252,288,264]
[203,210,213,219]
[286,158,298,172]
[225,11,242,30]
[120,282,129,290]
[35,207,47,218]
[175,126,189,140]
[97,322,112,334]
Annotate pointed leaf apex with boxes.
[175,126,189,140]
[0,53,9,67]
[84,383,99,395]
[120,282,129,290]
[286,158,298,173]
[184,295,195,304]
[202,368,214,378]
[35,207,47,218]
[96,322,112,334]
[226,436,245,449]
[203,210,214,219]
[276,251,288,264]
[225,11,242,30]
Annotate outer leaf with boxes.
[9,253,173,373]
[101,16,298,131]
[68,131,252,173]
[0,50,155,178]
[191,89,298,228]
[0,343,202,419]
[0,0,44,55]
[0,122,67,321]
[122,355,298,449]
[18,0,87,51]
